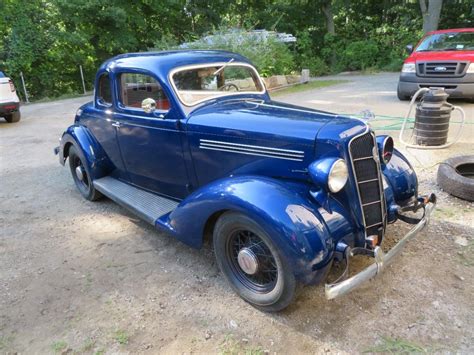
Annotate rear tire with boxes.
[397,84,410,101]
[213,212,296,312]
[4,111,21,123]
[68,145,102,201]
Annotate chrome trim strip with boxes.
[365,221,384,229]
[358,178,379,184]
[168,62,267,107]
[362,200,381,207]
[200,139,304,154]
[200,143,304,158]
[352,156,373,162]
[325,198,436,300]
[199,146,303,161]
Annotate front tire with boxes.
[68,145,102,201]
[397,84,410,101]
[4,111,21,123]
[213,212,296,312]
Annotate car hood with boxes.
[407,50,474,62]
[187,97,367,160]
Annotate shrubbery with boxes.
[153,29,295,77]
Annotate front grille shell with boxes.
[348,131,386,239]
[417,61,468,77]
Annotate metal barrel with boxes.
[414,88,451,146]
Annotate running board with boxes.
[93,176,179,225]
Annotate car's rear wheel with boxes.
[68,145,102,201]
[4,111,21,123]
[213,212,296,312]
[397,84,410,101]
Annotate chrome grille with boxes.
[417,61,468,77]
[349,132,384,237]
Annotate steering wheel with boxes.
[219,83,239,92]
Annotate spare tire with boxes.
[437,155,474,202]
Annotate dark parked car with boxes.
[55,51,436,311]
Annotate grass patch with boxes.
[364,337,427,354]
[51,340,68,352]
[114,330,129,345]
[218,334,263,355]
[270,79,349,97]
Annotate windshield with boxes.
[416,32,474,52]
[171,63,265,106]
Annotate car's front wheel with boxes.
[213,212,296,312]
[397,84,410,101]
[4,111,21,123]
[68,145,102,201]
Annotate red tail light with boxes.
[9,80,16,92]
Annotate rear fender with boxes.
[59,125,112,179]
[156,176,354,284]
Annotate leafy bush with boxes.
[341,40,379,71]
[153,28,295,77]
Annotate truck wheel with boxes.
[437,155,474,202]
[213,212,296,312]
[397,84,410,101]
[68,145,102,201]
[4,111,21,123]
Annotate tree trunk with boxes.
[322,0,336,68]
[322,1,335,36]
[419,0,443,33]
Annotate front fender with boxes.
[156,176,354,284]
[59,125,112,179]
[382,148,418,206]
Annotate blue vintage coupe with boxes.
[55,51,436,311]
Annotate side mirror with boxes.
[141,98,156,113]
[406,44,414,54]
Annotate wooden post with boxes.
[20,72,29,103]
[79,65,87,95]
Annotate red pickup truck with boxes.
[397,28,474,101]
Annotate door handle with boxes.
[111,121,122,128]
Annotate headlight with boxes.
[328,159,349,193]
[308,158,349,193]
[401,63,416,73]
[376,135,394,164]
[467,63,474,73]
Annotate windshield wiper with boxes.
[213,58,235,76]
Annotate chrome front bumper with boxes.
[325,194,436,300]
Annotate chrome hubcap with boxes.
[75,166,84,181]
[237,248,259,275]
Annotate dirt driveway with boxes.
[1,73,473,354]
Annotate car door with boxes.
[86,72,128,180]
[112,71,189,199]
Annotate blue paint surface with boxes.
[58,50,421,285]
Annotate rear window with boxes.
[97,74,112,105]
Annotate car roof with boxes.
[99,50,252,80]
[426,28,474,35]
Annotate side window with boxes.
[97,74,112,105]
[119,73,170,111]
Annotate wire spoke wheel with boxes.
[214,212,297,311]
[227,229,278,293]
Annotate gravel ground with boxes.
[0,73,473,354]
